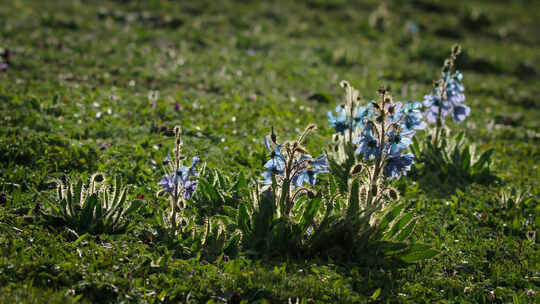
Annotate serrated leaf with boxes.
[383,212,414,241]
[394,217,417,242]
[473,148,494,171]
[80,193,98,231]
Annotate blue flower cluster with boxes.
[353,101,425,179]
[261,136,328,189]
[423,71,470,123]
[158,156,200,199]
[328,104,373,135]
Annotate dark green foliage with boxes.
[194,165,249,216]
[327,142,357,195]
[411,131,497,194]
[309,182,438,265]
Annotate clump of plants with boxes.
[237,125,328,256]
[153,126,240,261]
[312,82,436,263]
[156,126,200,233]
[39,173,142,235]
[411,45,495,188]
[31,50,494,265]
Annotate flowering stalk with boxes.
[157,126,199,232]
[261,125,328,218]
[423,45,469,147]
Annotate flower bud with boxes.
[305,123,317,131]
[388,188,399,200]
[296,145,308,155]
[349,164,364,175]
[270,126,277,144]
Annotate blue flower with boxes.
[261,136,286,185]
[424,71,469,124]
[158,156,200,199]
[182,179,198,199]
[176,156,200,199]
[386,131,412,156]
[176,157,199,181]
[354,129,381,160]
[423,93,451,123]
[291,154,328,188]
[386,101,404,124]
[401,101,426,132]
[260,136,328,189]
[328,106,348,134]
[158,174,175,193]
[353,104,373,130]
[447,72,465,104]
[383,153,414,179]
[452,103,470,123]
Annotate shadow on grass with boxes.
[408,164,499,198]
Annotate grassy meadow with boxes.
[0,0,538,303]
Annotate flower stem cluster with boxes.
[348,86,425,206]
[157,126,199,232]
[423,45,469,146]
[261,125,328,218]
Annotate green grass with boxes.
[0,0,539,302]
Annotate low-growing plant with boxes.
[194,165,249,216]
[151,126,241,261]
[39,173,142,234]
[410,130,495,186]
[485,186,538,239]
[150,210,241,261]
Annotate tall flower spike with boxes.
[156,125,200,232]
[423,46,469,125]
